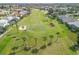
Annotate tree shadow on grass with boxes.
[23,47,31,51]
[12,46,19,50]
[40,45,47,49]
[47,42,52,46]
[8,52,16,55]
[31,48,39,54]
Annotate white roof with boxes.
[6,16,15,21]
[68,21,79,27]
[15,16,20,20]
[0,19,9,27]
[19,10,28,15]
[0,19,8,23]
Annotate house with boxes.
[0,16,20,34]
[67,21,79,32]
[6,16,20,25]
[11,10,20,17]
[15,16,20,21]
[0,9,10,16]
[0,19,9,27]
[12,10,28,18]
[0,10,5,16]
[19,10,28,17]
[57,15,79,32]
[58,15,76,23]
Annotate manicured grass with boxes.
[0,9,77,55]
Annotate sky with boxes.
[0,0,79,3]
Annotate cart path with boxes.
[0,28,12,38]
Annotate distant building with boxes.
[19,10,28,17]
[67,21,79,32]
[0,19,9,27]
[0,9,10,16]
[6,16,20,25]
[58,15,76,23]
[58,15,79,32]
[12,9,28,18]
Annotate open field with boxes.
[0,9,78,55]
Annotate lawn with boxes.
[0,9,78,55]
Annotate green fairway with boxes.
[0,9,78,55]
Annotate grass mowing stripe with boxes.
[0,37,11,54]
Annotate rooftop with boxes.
[58,15,76,23]
[68,21,79,27]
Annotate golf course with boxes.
[0,9,78,55]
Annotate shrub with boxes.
[49,23,55,27]
[49,35,53,38]
[70,44,79,52]
[56,32,60,35]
